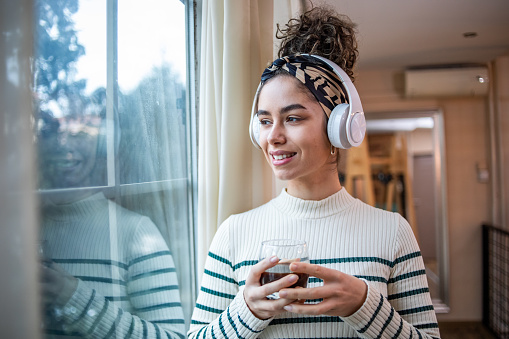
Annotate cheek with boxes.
[261,145,272,164]
[305,126,330,153]
[80,137,99,160]
[258,128,268,146]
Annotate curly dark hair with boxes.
[276,6,359,81]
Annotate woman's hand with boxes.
[278,262,367,317]
[40,259,79,309]
[243,256,300,320]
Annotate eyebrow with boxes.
[256,103,306,116]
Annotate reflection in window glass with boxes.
[33,0,194,338]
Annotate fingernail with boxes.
[283,305,293,312]
[288,274,298,282]
[270,256,279,263]
[289,263,298,270]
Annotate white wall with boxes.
[0,0,41,337]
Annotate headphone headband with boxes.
[306,55,363,117]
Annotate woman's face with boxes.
[256,75,334,185]
[38,115,100,189]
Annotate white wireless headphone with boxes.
[249,54,366,150]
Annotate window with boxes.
[34,0,196,337]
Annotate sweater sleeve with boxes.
[343,215,440,339]
[188,217,272,338]
[55,217,186,339]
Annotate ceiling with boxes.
[314,0,509,71]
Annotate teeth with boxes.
[273,153,293,160]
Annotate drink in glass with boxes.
[258,239,309,299]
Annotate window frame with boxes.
[34,0,199,324]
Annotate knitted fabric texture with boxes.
[189,188,440,338]
[40,193,186,338]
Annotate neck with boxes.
[46,188,100,205]
[286,173,342,201]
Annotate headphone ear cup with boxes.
[346,112,366,147]
[249,114,261,149]
[327,104,352,149]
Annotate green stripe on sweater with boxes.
[388,287,430,300]
[388,269,426,283]
[53,258,128,270]
[131,267,177,281]
[399,305,435,315]
[76,276,127,286]
[196,303,223,314]
[201,286,235,299]
[135,302,183,312]
[204,269,237,284]
[208,251,233,268]
[130,285,179,297]
[269,316,343,325]
[129,250,172,266]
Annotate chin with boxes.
[273,171,296,182]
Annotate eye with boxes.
[287,116,301,122]
[259,118,272,125]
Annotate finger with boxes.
[269,273,300,292]
[293,286,307,304]
[40,256,53,267]
[254,273,300,300]
[284,299,335,316]
[245,256,279,286]
[289,262,341,282]
[279,285,330,301]
[39,264,54,281]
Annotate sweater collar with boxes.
[272,188,356,219]
[42,192,108,221]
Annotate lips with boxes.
[53,159,81,169]
[270,151,296,165]
[50,153,83,170]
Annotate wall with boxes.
[0,0,41,337]
[494,55,509,227]
[355,68,494,321]
[438,98,491,321]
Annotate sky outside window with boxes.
[73,0,186,95]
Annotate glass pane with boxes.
[33,0,193,337]
[118,0,187,184]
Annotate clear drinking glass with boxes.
[258,239,309,299]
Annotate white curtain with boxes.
[196,0,274,276]
[196,0,306,278]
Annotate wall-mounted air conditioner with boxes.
[405,66,489,98]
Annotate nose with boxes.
[266,121,286,145]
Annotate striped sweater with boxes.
[189,188,440,338]
[40,193,186,338]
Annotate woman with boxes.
[189,7,440,339]
[37,100,186,338]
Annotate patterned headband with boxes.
[261,54,348,118]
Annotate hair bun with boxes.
[276,6,358,81]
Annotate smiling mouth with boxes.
[49,154,83,169]
[54,159,81,169]
[272,153,296,160]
